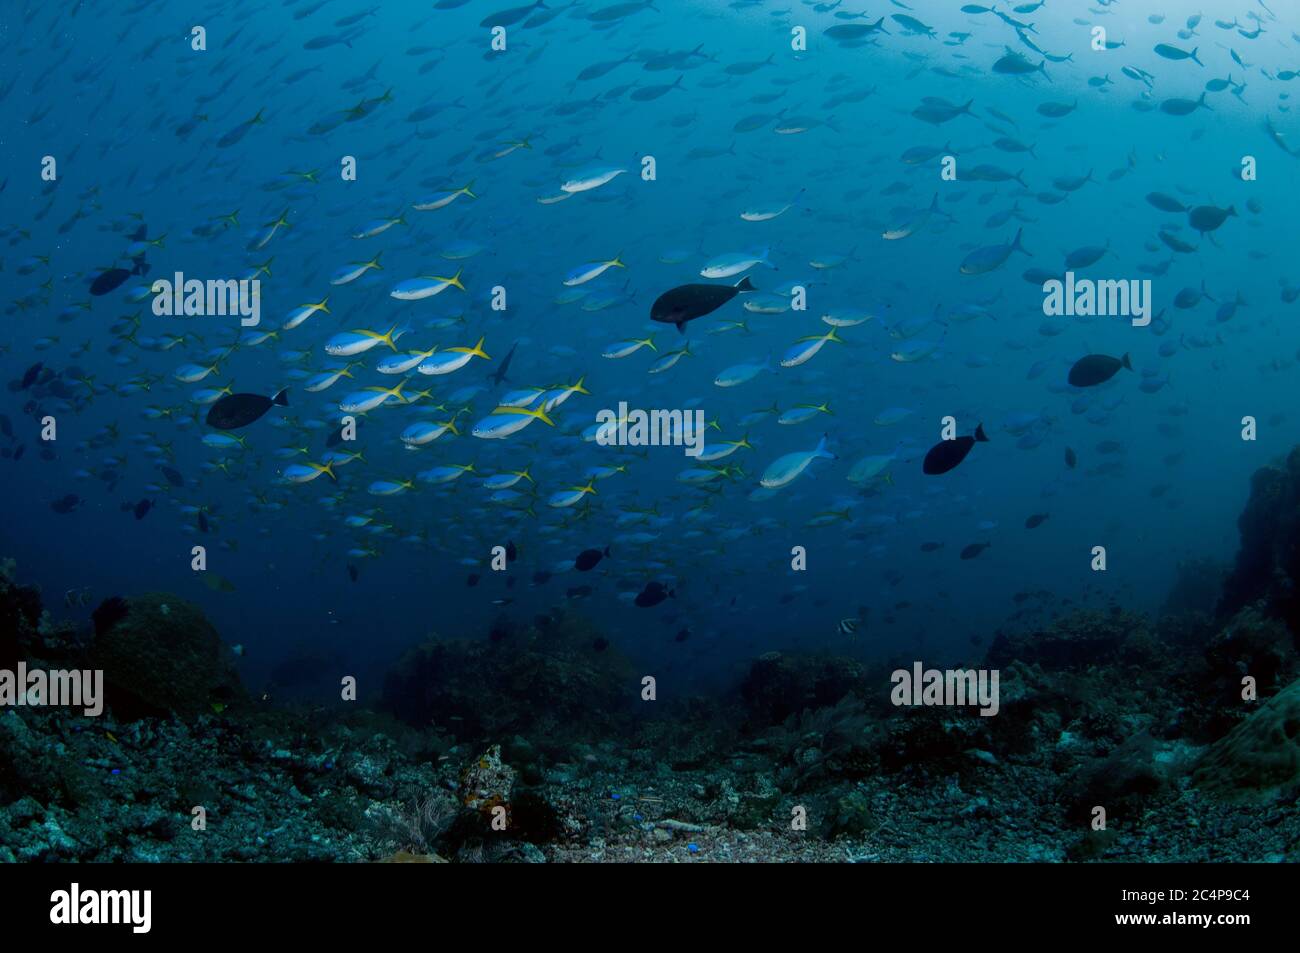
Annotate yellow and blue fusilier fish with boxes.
[759,435,836,489]
[411,181,476,211]
[329,253,382,285]
[324,323,408,357]
[417,336,489,375]
[390,268,465,300]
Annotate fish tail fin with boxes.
[604,546,611,557]
[1122,352,1132,371]
[470,335,488,359]
[675,320,687,334]
[975,423,989,442]
[735,275,756,291]
[1191,47,1202,66]
[1012,227,1031,256]
[273,388,288,406]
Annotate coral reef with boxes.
[380,611,636,749]
[1219,447,1300,641]
[87,592,244,719]
[5,477,1300,864]
[737,651,868,727]
[1192,676,1300,804]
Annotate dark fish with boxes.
[592,637,609,652]
[575,546,610,571]
[505,539,518,562]
[922,424,988,475]
[650,276,755,332]
[1068,353,1131,387]
[206,389,288,429]
[824,19,887,42]
[12,444,24,461]
[467,573,480,587]
[635,581,674,607]
[91,596,130,636]
[674,628,690,642]
[479,1,544,28]
[532,570,552,585]
[347,564,359,582]
[159,465,184,487]
[1188,204,1236,234]
[20,362,43,389]
[197,512,209,533]
[1037,100,1077,118]
[50,493,82,514]
[1064,447,1077,468]
[490,340,518,386]
[89,255,149,296]
[1154,43,1202,65]
[1146,192,1187,213]
[960,542,991,560]
[128,498,154,520]
[1025,513,1050,529]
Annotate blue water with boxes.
[1,0,1293,694]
